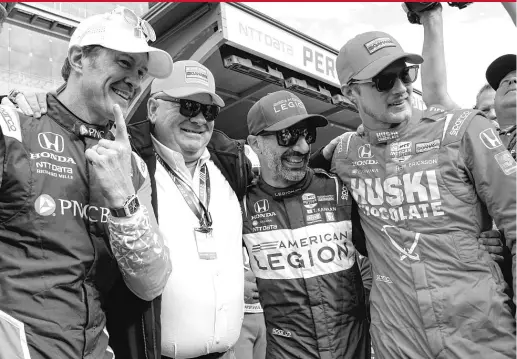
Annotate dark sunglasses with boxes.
[260,127,317,147]
[349,65,419,92]
[154,95,220,122]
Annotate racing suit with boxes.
[0,94,170,359]
[242,168,369,359]
[500,124,516,159]
[331,108,516,359]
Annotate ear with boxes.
[68,45,84,75]
[147,97,159,124]
[247,135,260,154]
[342,85,358,106]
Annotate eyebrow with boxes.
[121,53,149,73]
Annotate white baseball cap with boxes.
[151,60,225,107]
[69,6,173,79]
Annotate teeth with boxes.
[183,129,202,134]
[285,158,303,163]
[112,88,129,100]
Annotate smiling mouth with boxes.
[389,99,406,107]
[111,87,131,101]
[182,128,204,135]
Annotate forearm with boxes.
[502,2,516,26]
[109,205,171,301]
[421,10,460,110]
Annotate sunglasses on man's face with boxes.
[349,65,419,92]
[153,95,220,122]
[260,126,317,147]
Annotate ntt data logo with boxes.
[34,194,56,216]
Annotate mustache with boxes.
[281,150,309,160]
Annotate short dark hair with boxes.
[61,45,103,82]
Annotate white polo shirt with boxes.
[152,136,244,358]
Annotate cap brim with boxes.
[264,114,328,132]
[486,54,516,90]
[353,52,423,80]
[162,87,225,107]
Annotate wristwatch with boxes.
[110,194,140,218]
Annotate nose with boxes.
[391,77,407,94]
[292,134,310,154]
[487,108,497,121]
[189,111,208,125]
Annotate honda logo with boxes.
[479,128,502,149]
[358,144,373,159]
[38,132,64,153]
[254,199,269,213]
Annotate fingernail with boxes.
[35,112,41,118]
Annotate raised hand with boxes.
[85,104,134,209]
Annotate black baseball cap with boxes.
[486,54,516,90]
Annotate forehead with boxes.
[105,48,149,67]
[478,89,495,103]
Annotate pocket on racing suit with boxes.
[0,309,32,359]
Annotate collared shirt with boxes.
[152,135,244,358]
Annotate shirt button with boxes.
[215,337,220,343]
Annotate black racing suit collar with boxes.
[46,93,114,140]
[257,168,314,200]
[358,108,424,144]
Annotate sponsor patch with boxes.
[358,144,373,158]
[302,193,317,209]
[0,106,22,142]
[416,139,440,153]
[325,212,335,221]
[341,184,349,201]
[254,199,270,213]
[185,66,209,86]
[390,141,412,163]
[494,150,517,175]
[34,194,56,216]
[38,132,64,153]
[306,213,322,222]
[449,111,471,136]
[479,128,502,150]
[375,131,399,142]
[364,37,396,54]
[317,195,335,202]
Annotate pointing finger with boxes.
[112,104,128,141]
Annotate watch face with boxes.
[127,197,140,214]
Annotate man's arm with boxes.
[352,200,368,257]
[462,115,517,304]
[108,172,171,301]
[419,4,461,111]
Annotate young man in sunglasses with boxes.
[243,90,370,359]
[0,7,173,359]
[312,31,516,359]
[143,60,250,359]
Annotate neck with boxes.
[58,83,109,126]
[498,111,517,129]
[361,113,395,131]
[260,171,301,189]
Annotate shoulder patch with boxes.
[0,105,22,142]
[132,152,148,179]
